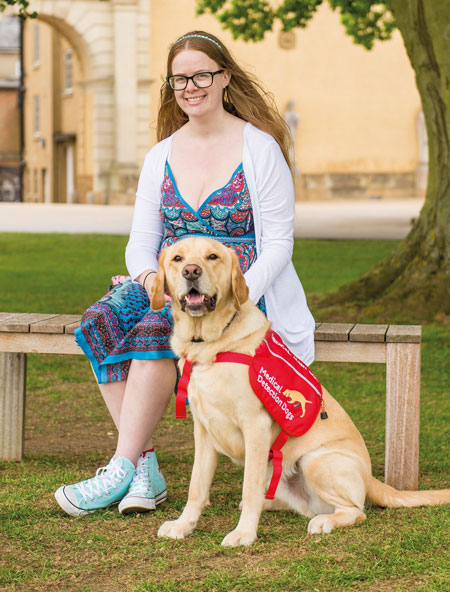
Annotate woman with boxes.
[55,31,315,517]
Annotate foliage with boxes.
[197,0,277,41]
[0,0,36,19]
[329,0,396,49]
[197,0,397,49]
[0,0,109,19]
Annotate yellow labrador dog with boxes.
[151,236,449,547]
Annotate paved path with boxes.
[293,198,423,240]
[0,198,424,240]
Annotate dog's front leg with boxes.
[221,419,272,547]
[158,420,218,540]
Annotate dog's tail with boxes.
[367,477,450,508]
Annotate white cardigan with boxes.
[125,123,315,364]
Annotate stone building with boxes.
[21,17,90,203]
[7,0,426,203]
[0,15,22,202]
[151,1,425,201]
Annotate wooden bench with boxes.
[0,312,421,491]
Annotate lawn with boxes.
[0,233,449,592]
[0,233,396,313]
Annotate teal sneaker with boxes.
[55,456,135,517]
[118,450,167,514]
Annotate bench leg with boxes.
[385,343,420,490]
[0,352,27,461]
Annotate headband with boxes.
[175,34,222,50]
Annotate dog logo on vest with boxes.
[284,389,312,418]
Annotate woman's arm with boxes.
[244,139,295,303]
[125,150,165,281]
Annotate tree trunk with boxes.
[323,0,450,321]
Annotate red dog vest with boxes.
[176,330,324,499]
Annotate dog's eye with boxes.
[207,253,219,260]
[173,255,182,262]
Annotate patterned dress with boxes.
[75,162,264,383]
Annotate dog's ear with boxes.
[150,251,167,310]
[231,250,249,310]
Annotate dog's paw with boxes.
[307,514,335,535]
[221,528,257,547]
[157,519,194,540]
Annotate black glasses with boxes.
[167,70,224,91]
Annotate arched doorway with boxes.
[19,0,151,204]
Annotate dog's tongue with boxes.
[186,292,204,305]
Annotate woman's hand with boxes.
[138,269,157,299]
[138,270,171,303]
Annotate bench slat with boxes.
[0,312,23,323]
[0,332,81,355]
[315,341,386,363]
[0,312,30,328]
[0,313,59,333]
[64,320,82,334]
[30,314,83,334]
[386,325,422,343]
[0,315,423,344]
[350,324,388,343]
[314,323,354,341]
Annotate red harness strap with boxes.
[215,352,253,365]
[266,431,290,499]
[175,358,193,419]
[176,354,251,418]
[175,351,290,499]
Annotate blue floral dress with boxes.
[75,162,264,383]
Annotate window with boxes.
[42,168,50,203]
[33,95,40,136]
[64,49,73,93]
[33,23,40,66]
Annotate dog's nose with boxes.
[182,264,202,281]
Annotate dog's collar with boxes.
[190,311,238,343]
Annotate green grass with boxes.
[0,233,396,313]
[0,233,129,313]
[0,233,449,592]
[293,238,396,295]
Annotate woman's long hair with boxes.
[157,30,294,173]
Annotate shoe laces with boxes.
[76,459,128,503]
[127,455,152,496]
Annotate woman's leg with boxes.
[113,358,177,514]
[55,357,177,516]
[97,379,126,431]
[115,358,177,463]
[97,358,177,462]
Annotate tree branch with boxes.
[196,0,397,48]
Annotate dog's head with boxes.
[151,237,249,316]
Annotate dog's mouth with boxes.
[181,287,217,315]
